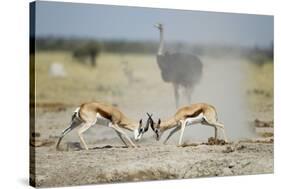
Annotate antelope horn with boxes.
[146,112,153,119]
[146,112,155,131]
[144,113,152,132]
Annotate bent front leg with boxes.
[77,123,93,150]
[163,126,181,144]
[178,120,188,146]
[114,130,129,147]
[111,124,137,147]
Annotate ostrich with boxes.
[154,23,203,108]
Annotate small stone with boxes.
[228,162,235,169]
[236,144,246,150]
[223,146,235,153]
[222,167,232,175]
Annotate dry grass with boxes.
[244,62,273,112]
[35,51,273,118]
[35,51,164,107]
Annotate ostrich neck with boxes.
[158,30,164,55]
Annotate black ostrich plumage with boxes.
[156,51,203,87]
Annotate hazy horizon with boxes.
[33,1,273,48]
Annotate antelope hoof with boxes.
[130,144,138,148]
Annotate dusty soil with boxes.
[30,107,273,188]
[31,140,273,187]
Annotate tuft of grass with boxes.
[244,62,273,112]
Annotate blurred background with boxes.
[32,1,273,143]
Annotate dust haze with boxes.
[126,54,255,142]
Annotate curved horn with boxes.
[144,113,152,132]
[146,112,155,131]
[146,112,153,120]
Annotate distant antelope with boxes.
[147,103,227,146]
[56,102,149,150]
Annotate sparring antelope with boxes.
[147,103,227,146]
[56,102,149,150]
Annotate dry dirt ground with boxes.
[31,136,273,187]
[30,108,273,188]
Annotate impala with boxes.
[147,103,227,146]
[56,101,149,150]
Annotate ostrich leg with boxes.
[184,86,192,105]
[173,83,180,108]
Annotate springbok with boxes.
[56,101,149,150]
[147,103,227,146]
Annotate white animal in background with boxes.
[49,62,66,78]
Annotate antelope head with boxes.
[134,117,150,141]
[146,113,163,141]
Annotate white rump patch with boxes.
[96,113,110,127]
[185,113,204,125]
[96,113,107,120]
